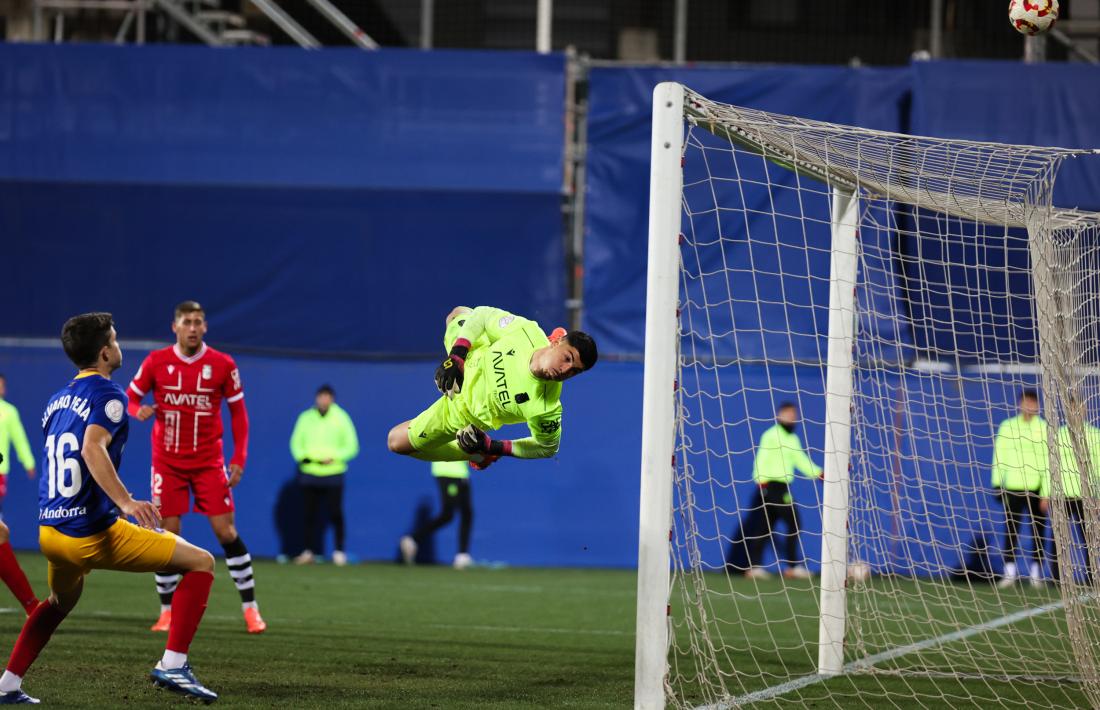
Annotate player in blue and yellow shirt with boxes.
[0,313,219,705]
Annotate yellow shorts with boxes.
[39,519,179,596]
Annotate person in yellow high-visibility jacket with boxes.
[1040,396,1100,584]
[992,389,1049,588]
[742,402,823,580]
[290,385,359,567]
[0,375,36,506]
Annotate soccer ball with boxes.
[1008,0,1059,36]
[847,561,871,584]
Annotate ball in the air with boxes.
[1008,0,1059,36]
[847,562,871,584]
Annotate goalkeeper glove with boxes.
[435,338,471,398]
[457,424,510,457]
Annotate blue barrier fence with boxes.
[582,61,1100,357]
[0,345,1046,574]
[0,344,644,567]
[3,45,1100,568]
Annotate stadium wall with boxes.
[0,345,1045,573]
[2,46,1099,569]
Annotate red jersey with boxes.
[128,343,247,468]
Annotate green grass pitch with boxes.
[0,554,1090,708]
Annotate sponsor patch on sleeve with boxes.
[105,399,124,424]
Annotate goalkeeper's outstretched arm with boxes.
[452,306,529,346]
[455,416,561,460]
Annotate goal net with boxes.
[635,82,1100,709]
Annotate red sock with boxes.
[0,543,37,612]
[7,601,66,677]
[167,571,213,654]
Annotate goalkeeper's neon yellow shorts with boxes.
[408,395,481,452]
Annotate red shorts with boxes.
[151,459,235,518]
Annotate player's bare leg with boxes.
[209,512,266,634]
[150,515,183,632]
[0,523,37,615]
[387,421,416,455]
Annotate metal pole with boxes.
[929,0,943,58]
[1025,33,1047,63]
[115,8,134,42]
[248,0,320,48]
[673,0,687,63]
[152,0,223,45]
[634,80,684,710]
[303,0,378,49]
[419,0,433,49]
[817,186,859,677]
[536,0,551,53]
[564,51,588,331]
[32,0,44,41]
[137,0,146,44]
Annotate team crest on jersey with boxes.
[105,399,125,423]
[167,365,175,375]
[499,315,515,328]
[202,365,213,379]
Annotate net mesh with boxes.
[666,86,1100,708]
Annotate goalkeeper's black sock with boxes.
[222,536,257,608]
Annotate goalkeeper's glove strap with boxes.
[450,338,471,363]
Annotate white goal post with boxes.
[635,81,1100,709]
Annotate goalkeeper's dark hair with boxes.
[776,401,798,414]
[61,312,115,369]
[564,331,598,371]
[1020,388,1039,402]
[174,300,205,320]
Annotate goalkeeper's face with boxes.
[532,341,585,382]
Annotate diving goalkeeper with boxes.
[386,306,598,468]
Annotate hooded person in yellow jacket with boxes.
[992,389,1050,588]
[290,385,359,566]
[742,402,823,580]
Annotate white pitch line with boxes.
[429,623,631,637]
[700,597,1068,709]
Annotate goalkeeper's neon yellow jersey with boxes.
[1044,424,1100,499]
[448,307,562,459]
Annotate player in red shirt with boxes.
[127,301,267,635]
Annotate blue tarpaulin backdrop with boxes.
[2,46,1100,567]
[582,61,1100,358]
[0,45,567,354]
